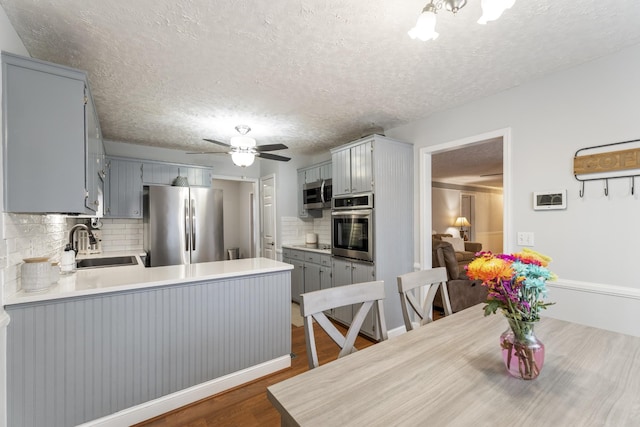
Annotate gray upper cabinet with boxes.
[104,157,143,218]
[142,161,212,187]
[297,170,309,218]
[2,52,104,215]
[331,139,373,196]
[105,158,211,218]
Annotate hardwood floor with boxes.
[134,322,377,427]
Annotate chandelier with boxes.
[409,0,516,41]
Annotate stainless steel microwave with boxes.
[303,179,332,210]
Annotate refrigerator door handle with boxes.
[191,198,196,251]
[184,198,190,252]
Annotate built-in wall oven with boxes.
[331,193,374,262]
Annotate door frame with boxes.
[419,128,512,268]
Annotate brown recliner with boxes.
[432,239,487,313]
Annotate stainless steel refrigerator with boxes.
[143,185,224,267]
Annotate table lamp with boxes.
[453,216,471,239]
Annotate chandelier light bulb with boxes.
[478,0,516,25]
[408,5,439,41]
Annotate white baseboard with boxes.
[79,355,291,427]
[388,325,407,338]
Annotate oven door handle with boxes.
[331,210,371,217]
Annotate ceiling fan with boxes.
[188,125,290,167]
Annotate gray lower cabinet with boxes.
[5,272,291,427]
[2,51,104,214]
[290,259,304,304]
[104,157,143,218]
[331,257,377,338]
[283,248,331,303]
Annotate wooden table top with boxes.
[267,305,640,426]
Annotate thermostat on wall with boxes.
[533,190,567,210]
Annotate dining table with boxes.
[267,305,640,426]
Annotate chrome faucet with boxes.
[68,224,97,253]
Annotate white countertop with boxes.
[282,244,331,255]
[6,255,293,306]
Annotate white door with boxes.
[260,174,276,259]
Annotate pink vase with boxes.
[500,319,544,380]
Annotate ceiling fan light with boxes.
[231,151,255,167]
[230,135,257,148]
[478,0,516,24]
[408,6,439,41]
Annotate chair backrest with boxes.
[300,280,388,369]
[397,267,452,332]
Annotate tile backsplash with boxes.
[281,214,330,246]
[0,214,144,299]
[96,218,143,253]
[1,213,71,297]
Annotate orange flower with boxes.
[513,248,552,267]
[466,255,513,283]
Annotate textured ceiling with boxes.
[2,0,640,159]
[432,137,503,188]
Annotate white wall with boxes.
[387,43,640,336]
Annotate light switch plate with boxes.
[517,232,535,246]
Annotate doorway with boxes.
[212,177,259,260]
[420,128,511,268]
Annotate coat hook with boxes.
[604,178,609,196]
[579,181,585,198]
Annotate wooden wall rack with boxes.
[574,139,640,197]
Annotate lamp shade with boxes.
[408,7,439,41]
[453,216,471,227]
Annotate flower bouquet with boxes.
[466,249,556,380]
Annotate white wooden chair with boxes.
[300,280,388,369]
[397,267,452,332]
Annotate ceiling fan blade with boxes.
[203,138,232,148]
[256,152,291,162]
[254,143,288,152]
[186,151,228,155]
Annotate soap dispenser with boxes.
[60,244,76,274]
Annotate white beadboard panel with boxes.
[6,271,291,427]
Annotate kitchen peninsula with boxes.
[4,257,293,427]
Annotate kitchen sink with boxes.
[76,255,138,269]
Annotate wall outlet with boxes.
[517,232,535,246]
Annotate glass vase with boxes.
[500,319,544,380]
